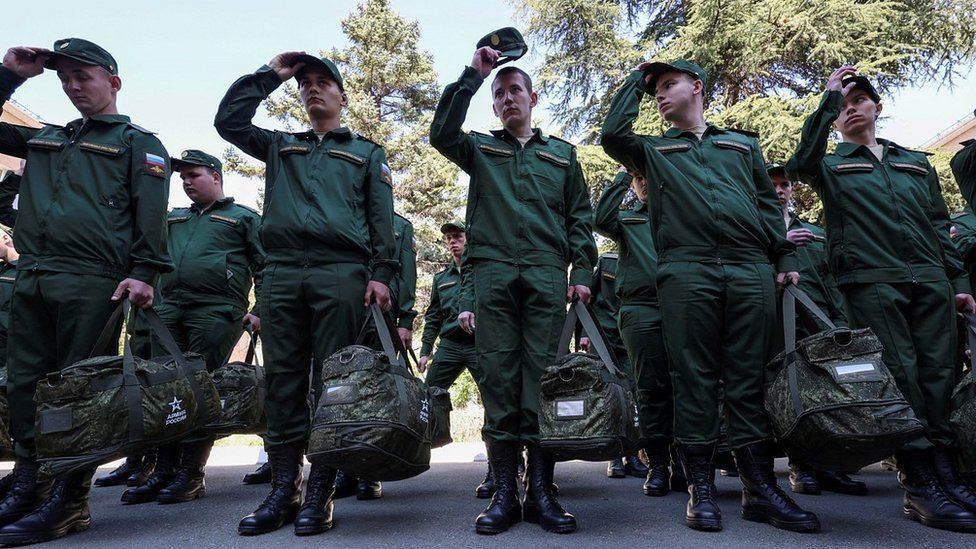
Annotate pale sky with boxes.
[4,0,973,210]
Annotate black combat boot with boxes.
[121,445,179,504]
[606,457,626,479]
[332,470,357,499]
[898,449,976,531]
[0,459,52,527]
[126,452,155,487]
[294,464,337,536]
[475,442,521,535]
[815,469,867,496]
[476,463,495,499]
[242,462,272,485]
[356,479,382,500]
[238,444,304,535]
[0,468,93,545]
[625,454,649,478]
[735,442,820,533]
[94,455,142,487]
[679,444,722,531]
[156,440,213,504]
[0,473,13,501]
[523,444,576,534]
[931,447,976,515]
[788,461,821,495]
[643,444,671,497]
[670,444,687,492]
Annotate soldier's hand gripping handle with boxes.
[112,278,155,309]
[776,271,801,288]
[364,280,392,312]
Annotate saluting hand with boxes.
[2,47,51,79]
[363,280,392,312]
[776,271,801,288]
[112,278,154,309]
[471,46,500,79]
[567,284,592,305]
[269,51,307,82]
[955,293,976,314]
[826,65,858,95]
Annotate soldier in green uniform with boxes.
[0,161,21,227]
[119,149,264,506]
[767,163,868,497]
[430,33,597,535]
[418,221,489,497]
[593,169,682,497]
[602,59,818,533]
[0,38,172,544]
[0,227,16,370]
[580,253,649,481]
[333,211,413,501]
[951,140,976,289]
[215,50,397,537]
[788,67,976,531]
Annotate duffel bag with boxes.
[765,285,924,471]
[950,314,976,473]
[539,300,640,462]
[35,302,221,476]
[307,304,432,481]
[205,326,266,437]
[0,368,12,460]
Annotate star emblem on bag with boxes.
[169,397,183,413]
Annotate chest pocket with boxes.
[889,162,929,177]
[79,141,126,158]
[168,215,191,225]
[829,162,875,175]
[620,216,647,225]
[654,143,691,155]
[26,137,66,153]
[279,144,312,156]
[479,144,515,167]
[210,214,241,227]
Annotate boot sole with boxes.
[742,509,820,533]
[790,484,822,495]
[120,493,162,505]
[242,478,271,485]
[157,489,206,504]
[294,520,334,536]
[475,514,521,535]
[356,491,382,500]
[643,486,669,497]
[904,507,976,532]
[686,517,722,532]
[607,472,626,479]
[239,518,293,536]
[523,506,577,533]
[0,516,91,544]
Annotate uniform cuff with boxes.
[420,343,433,356]
[951,275,972,296]
[774,254,798,274]
[397,315,414,329]
[0,67,26,103]
[459,66,485,93]
[127,265,159,286]
[569,269,591,287]
[370,264,395,286]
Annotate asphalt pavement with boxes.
[29,459,976,548]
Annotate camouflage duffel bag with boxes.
[204,327,266,437]
[35,303,221,476]
[950,315,976,473]
[540,300,640,462]
[307,305,431,481]
[0,368,13,460]
[765,285,924,471]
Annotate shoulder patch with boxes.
[727,128,760,138]
[126,122,157,135]
[144,153,167,178]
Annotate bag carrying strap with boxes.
[782,284,838,353]
[222,325,260,367]
[354,304,415,373]
[965,313,976,373]
[556,299,624,378]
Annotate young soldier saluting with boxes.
[788,67,976,532]
[430,32,597,535]
[0,39,172,545]
[601,59,817,533]
[215,50,397,537]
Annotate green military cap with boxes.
[440,221,466,234]
[43,38,118,75]
[765,162,787,177]
[171,149,222,175]
[841,75,881,103]
[476,27,527,67]
[292,54,344,91]
[642,59,708,94]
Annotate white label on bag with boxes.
[556,400,585,419]
[835,363,875,376]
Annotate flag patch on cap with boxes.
[145,152,167,178]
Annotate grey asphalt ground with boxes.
[32,460,976,548]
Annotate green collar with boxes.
[190,196,234,214]
[66,114,131,132]
[294,126,355,141]
[490,127,549,145]
[663,122,724,139]
[835,138,897,158]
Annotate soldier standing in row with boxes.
[418,222,489,497]
[216,50,397,537]
[430,31,597,534]
[602,59,818,533]
[0,38,172,545]
[788,67,976,531]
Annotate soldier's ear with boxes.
[340,92,348,107]
[874,102,883,120]
[109,75,122,93]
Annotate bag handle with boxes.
[354,304,415,373]
[965,313,976,372]
[782,284,838,352]
[221,325,260,367]
[556,299,624,378]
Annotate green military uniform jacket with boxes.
[0,67,172,282]
[430,67,597,311]
[593,171,659,304]
[0,171,19,228]
[601,71,796,272]
[586,254,626,353]
[214,65,397,283]
[788,213,847,325]
[420,260,468,356]
[0,260,15,335]
[787,90,969,294]
[951,208,976,289]
[392,213,418,329]
[161,197,265,314]
[951,140,976,209]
